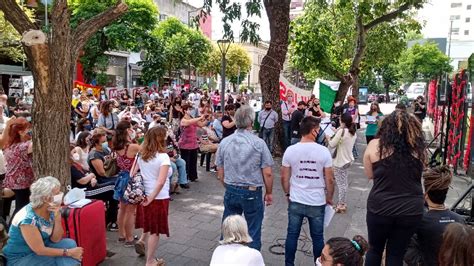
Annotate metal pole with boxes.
[45,0,48,28]
[236,66,240,92]
[220,56,226,109]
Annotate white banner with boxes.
[279,75,312,104]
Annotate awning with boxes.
[0,64,31,76]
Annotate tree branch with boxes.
[364,2,411,30]
[0,0,38,35]
[72,1,128,55]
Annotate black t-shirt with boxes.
[87,148,111,180]
[308,107,324,117]
[414,101,426,118]
[368,154,424,216]
[221,115,236,139]
[417,209,465,266]
[71,165,90,189]
[290,109,305,139]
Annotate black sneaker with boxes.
[107,222,119,232]
[180,184,190,189]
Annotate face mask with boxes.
[265,107,271,111]
[102,142,109,150]
[72,153,80,162]
[26,129,33,137]
[129,130,136,140]
[84,125,92,131]
[315,257,322,266]
[334,102,340,107]
[50,192,64,206]
[287,97,293,102]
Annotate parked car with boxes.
[406,82,427,101]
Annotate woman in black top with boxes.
[363,111,425,266]
[221,104,237,139]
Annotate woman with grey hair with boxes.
[3,176,83,265]
[210,215,264,266]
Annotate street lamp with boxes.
[217,39,232,109]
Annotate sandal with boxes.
[335,204,347,213]
[118,237,126,243]
[146,258,165,266]
[134,240,145,256]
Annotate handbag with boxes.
[123,154,146,205]
[103,152,119,177]
[258,111,272,138]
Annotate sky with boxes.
[186,0,450,41]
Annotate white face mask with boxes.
[334,102,341,107]
[315,257,322,266]
[72,153,80,162]
[50,192,64,206]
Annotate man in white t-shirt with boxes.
[281,116,335,266]
[188,89,201,117]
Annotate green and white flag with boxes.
[313,79,340,112]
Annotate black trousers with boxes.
[365,211,422,266]
[11,189,31,221]
[88,190,118,225]
[180,148,198,181]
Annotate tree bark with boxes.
[259,0,291,156]
[0,0,128,186]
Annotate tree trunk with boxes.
[384,83,390,103]
[335,74,352,102]
[0,0,128,187]
[259,0,291,156]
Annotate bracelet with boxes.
[286,193,290,197]
[63,248,68,257]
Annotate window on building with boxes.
[467,4,472,10]
[450,15,461,20]
[467,17,471,23]
[159,14,167,21]
[451,3,462,8]
[465,30,470,35]
[452,28,460,35]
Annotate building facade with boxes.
[240,42,269,94]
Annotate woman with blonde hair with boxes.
[210,215,264,266]
[134,127,172,266]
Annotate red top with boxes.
[4,141,34,190]
[116,145,135,171]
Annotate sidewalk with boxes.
[101,131,471,266]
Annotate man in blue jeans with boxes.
[281,116,335,265]
[216,105,274,251]
[258,101,278,153]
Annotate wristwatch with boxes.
[63,248,68,257]
[285,193,290,197]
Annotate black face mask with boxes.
[265,107,271,111]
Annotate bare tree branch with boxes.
[364,2,411,30]
[72,1,128,55]
[0,0,38,35]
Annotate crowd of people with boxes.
[0,84,471,266]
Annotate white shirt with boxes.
[138,153,172,199]
[282,142,332,206]
[210,244,265,266]
[328,128,357,168]
[188,93,202,108]
[162,89,170,99]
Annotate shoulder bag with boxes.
[258,111,272,138]
[123,153,146,205]
[103,151,119,177]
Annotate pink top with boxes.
[178,124,199,150]
[3,141,34,190]
[211,94,220,106]
[116,144,135,171]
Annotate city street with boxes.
[102,127,471,266]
